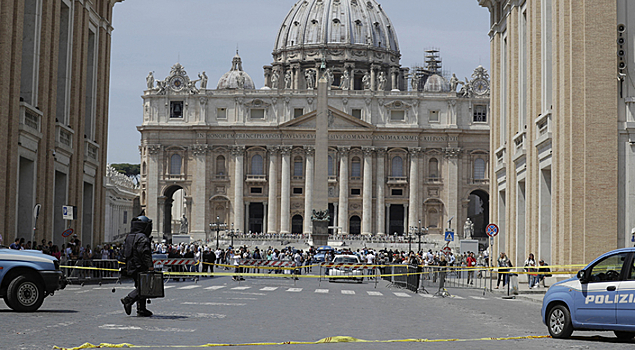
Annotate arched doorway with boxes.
[292,215,303,234]
[468,190,489,238]
[349,216,361,235]
[163,185,185,241]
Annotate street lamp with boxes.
[227,223,239,247]
[414,220,429,253]
[407,226,413,253]
[209,216,227,250]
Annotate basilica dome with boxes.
[272,0,400,67]
[217,51,255,90]
[424,74,450,93]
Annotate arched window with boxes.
[294,156,303,177]
[251,154,263,175]
[351,157,361,177]
[328,155,334,176]
[429,158,439,178]
[474,158,486,179]
[142,161,147,175]
[170,154,181,175]
[392,156,403,177]
[216,155,226,175]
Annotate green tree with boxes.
[111,163,140,177]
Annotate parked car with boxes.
[0,247,67,311]
[314,246,334,263]
[328,254,363,282]
[542,247,635,339]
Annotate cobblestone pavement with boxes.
[1,276,633,349]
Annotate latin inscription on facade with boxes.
[199,133,457,142]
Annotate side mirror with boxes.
[577,270,587,283]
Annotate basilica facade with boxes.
[138,0,491,243]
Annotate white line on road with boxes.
[367,291,383,296]
[469,296,487,300]
[260,287,278,291]
[451,295,465,299]
[182,302,246,306]
[205,286,226,290]
[231,286,251,290]
[420,294,434,298]
[341,290,355,295]
[286,288,302,292]
[394,292,411,298]
[98,324,195,333]
[178,285,201,290]
[164,286,175,289]
[315,289,329,294]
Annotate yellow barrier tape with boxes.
[53,335,550,349]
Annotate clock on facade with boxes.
[169,76,185,91]
[473,78,489,95]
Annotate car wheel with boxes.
[614,331,635,340]
[547,305,573,339]
[6,275,45,312]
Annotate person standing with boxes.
[202,247,216,276]
[466,252,476,285]
[495,252,511,289]
[524,253,538,288]
[120,216,155,317]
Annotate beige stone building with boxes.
[479,0,633,266]
[0,1,120,247]
[139,0,491,245]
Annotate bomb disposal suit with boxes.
[541,248,635,339]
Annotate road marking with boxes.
[367,291,383,296]
[394,292,411,298]
[231,286,251,290]
[75,290,90,294]
[286,288,302,292]
[164,286,175,289]
[451,295,465,299]
[341,290,355,295]
[182,302,246,306]
[315,289,329,294]
[420,294,434,298]
[260,287,278,291]
[470,296,487,300]
[98,324,195,333]
[205,286,226,290]
[178,285,201,290]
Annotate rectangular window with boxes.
[294,108,304,118]
[21,0,41,106]
[293,187,303,194]
[351,188,361,196]
[56,1,71,125]
[123,211,128,224]
[351,161,361,177]
[351,109,362,119]
[473,105,487,122]
[84,28,97,140]
[391,189,403,196]
[429,110,439,122]
[170,101,184,118]
[251,108,265,119]
[294,160,303,177]
[391,110,405,121]
[217,108,227,119]
[251,187,263,194]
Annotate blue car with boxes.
[0,247,67,311]
[542,247,635,339]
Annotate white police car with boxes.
[542,248,635,339]
[0,247,67,311]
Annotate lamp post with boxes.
[227,223,238,247]
[209,216,227,250]
[407,226,413,253]
[414,220,429,253]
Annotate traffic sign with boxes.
[444,231,454,242]
[486,223,499,237]
[62,228,74,238]
[441,246,452,255]
[62,205,75,220]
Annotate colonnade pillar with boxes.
[280,146,292,234]
[362,147,374,235]
[408,148,421,231]
[303,146,314,234]
[232,146,245,233]
[337,147,350,234]
[376,148,386,235]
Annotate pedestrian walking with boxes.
[524,253,538,288]
[120,216,155,317]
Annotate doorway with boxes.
[248,202,264,233]
[389,204,405,235]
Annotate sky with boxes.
[107,0,491,164]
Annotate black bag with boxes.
[138,271,165,299]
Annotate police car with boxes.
[542,248,635,339]
[0,247,67,311]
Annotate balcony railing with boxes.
[350,176,362,181]
[166,174,186,181]
[292,175,304,181]
[215,174,228,180]
[470,178,489,185]
[246,175,267,182]
[84,140,99,164]
[387,176,408,184]
[19,102,42,139]
[328,176,338,182]
[426,177,442,184]
[55,122,74,152]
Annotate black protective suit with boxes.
[121,218,153,316]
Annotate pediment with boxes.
[280,106,375,130]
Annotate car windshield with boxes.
[334,256,358,264]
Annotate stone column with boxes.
[280,146,292,234]
[385,203,391,235]
[292,63,301,90]
[232,146,245,233]
[245,202,250,233]
[191,145,208,241]
[267,146,279,234]
[337,147,350,234]
[263,203,268,233]
[333,203,338,233]
[146,145,161,237]
[303,146,314,234]
[403,203,409,236]
[362,147,374,235]
[390,67,399,91]
[408,148,421,231]
[445,147,461,233]
[376,148,386,235]
[370,65,379,91]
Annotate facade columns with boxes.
[333,203,339,233]
[191,145,208,241]
[263,203,268,233]
[445,147,461,233]
[267,146,279,234]
[362,147,374,235]
[292,63,301,90]
[232,146,245,233]
[370,64,379,91]
[403,203,409,237]
[245,202,250,232]
[146,145,161,237]
[303,146,314,234]
[390,67,399,91]
[408,148,421,231]
[376,148,386,235]
[337,147,350,234]
[385,203,391,235]
[280,146,292,234]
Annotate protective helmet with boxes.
[131,215,153,235]
[132,216,152,223]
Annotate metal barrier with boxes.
[238,259,297,278]
[61,259,120,283]
[381,265,420,292]
[419,265,492,294]
[319,263,379,285]
[153,258,198,280]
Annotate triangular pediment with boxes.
[280,106,375,130]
